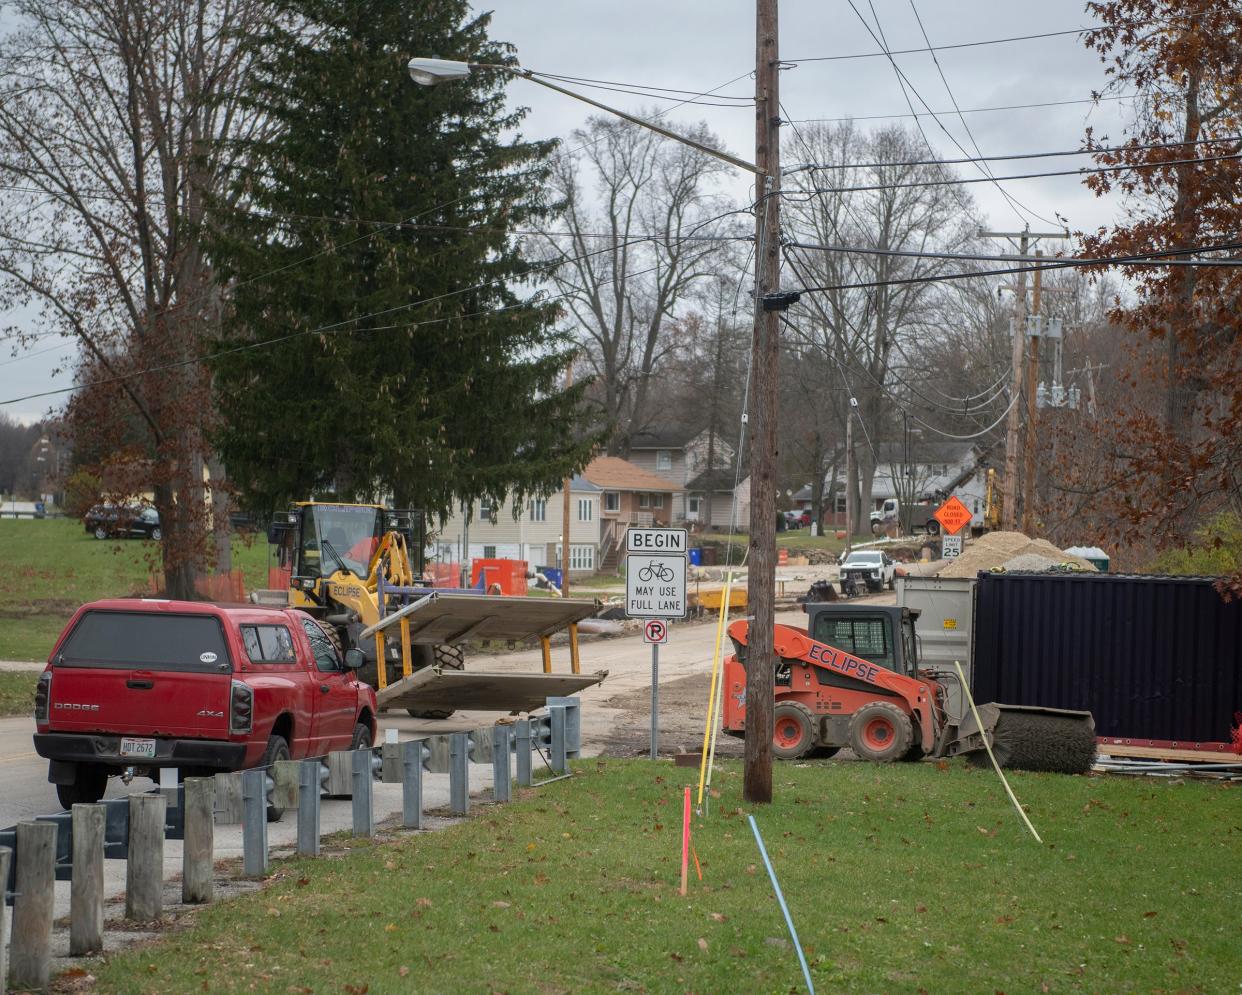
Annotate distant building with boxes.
[628,427,747,530]
[582,455,682,571]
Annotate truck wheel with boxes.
[847,702,913,762]
[772,702,816,760]
[259,734,290,822]
[350,722,373,751]
[56,764,108,808]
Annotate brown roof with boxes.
[582,456,684,493]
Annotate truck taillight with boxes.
[230,680,253,734]
[34,671,51,722]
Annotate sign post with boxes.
[643,619,669,758]
[627,529,686,761]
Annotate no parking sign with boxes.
[643,619,669,644]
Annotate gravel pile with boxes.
[934,530,1098,578]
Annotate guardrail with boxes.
[0,699,579,992]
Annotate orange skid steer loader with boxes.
[721,605,1096,774]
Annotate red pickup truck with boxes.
[33,599,377,814]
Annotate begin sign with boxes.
[625,527,688,619]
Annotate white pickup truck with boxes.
[838,550,897,592]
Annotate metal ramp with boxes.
[376,668,607,714]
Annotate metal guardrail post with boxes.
[126,794,166,921]
[351,749,374,837]
[515,719,533,787]
[449,733,469,815]
[401,739,427,829]
[492,725,512,803]
[0,846,9,989]
[550,705,568,775]
[10,822,55,990]
[545,696,582,758]
[241,769,268,876]
[70,804,105,954]
[297,760,321,856]
[182,778,215,905]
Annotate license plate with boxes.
[119,737,157,759]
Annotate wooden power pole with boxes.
[1021,251,1044,536]
[978,228,1068,531]
[744,0,781,805]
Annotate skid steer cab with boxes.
[721,603,1096,774]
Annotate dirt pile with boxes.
[935,530,1097,578]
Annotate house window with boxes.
[652,493,664,509]
[569,545,595,570]
[482,545,497,559]
[478,501,493,523]
[577,498,593,522]
[603,492,619,513]
[835,495,847,513]
[656,450,672,471]
[638,493,650,509]
[688,496,701,515]
[529,499,546,522]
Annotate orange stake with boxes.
[680,786,691,896]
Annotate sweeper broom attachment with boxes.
[938,703,1097,775]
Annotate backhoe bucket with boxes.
[936,703,1096,775]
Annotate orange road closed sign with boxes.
[933,495,973,536]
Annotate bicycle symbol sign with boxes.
[643,620,668,644]
[625,539,687,619]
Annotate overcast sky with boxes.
[0,0,1135,423]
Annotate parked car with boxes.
[839,550,897,592]
[783,509,812,529]
[83,504,162,540]
[33,599,377,818]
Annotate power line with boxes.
[786,239,1242,269]
[785,92,1135,125]
[851,0,1056,228]
[785,134,1242,173]
[526,69,752,106]
[784,26,1087,63]
[793,242,1242,296]
[0,203,745,406]
[792,151,1242,196]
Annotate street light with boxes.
[407,58,761,176]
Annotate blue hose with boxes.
[748,814,816,994]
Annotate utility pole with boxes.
[562,363,573,598]
[843,409,854,554]
[1021,251,1044,535]
[744,0,781,805]
[978,227,1068,532]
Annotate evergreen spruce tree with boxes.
[209,0,597,516]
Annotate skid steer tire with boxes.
[772,702,816,760]
[848,702,913,762]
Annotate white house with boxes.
[430,476,602,575]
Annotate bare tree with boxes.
[782,122,979,533]
[0,0,269,595]
[538,113,739,452]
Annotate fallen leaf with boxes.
[416,897,432,908]
[697,938,709,952]
[745,864,757,875]
[296,877,310,887]
[710,912,728,923]
[384,860,397,871]
[1114,935,1131,945]
[669,952,683,962]
[398,967,411,978]
[1142,910,1157,918]
[384,923,398,933]
[995,915,1014,925]
[492,901,511,909]
[916,904,928,913]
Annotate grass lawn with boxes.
[88,759,1238,994]
[0,670,36,716]
[0,518,271,661]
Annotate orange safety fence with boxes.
[147,569,246,602]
